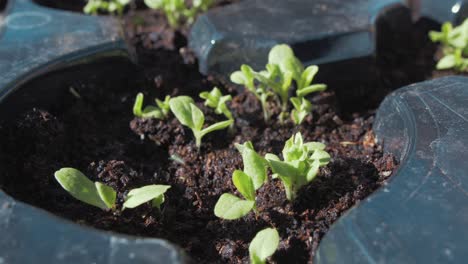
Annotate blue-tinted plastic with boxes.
[189,0,410,76]
[417,0,468,24]
[316,76,468,264]
[189,0,468,77]
[0,0,128,98]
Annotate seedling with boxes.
[123,184,171,210]
[249,228,280,264]
[295,65,328,97]
[235,141,268,190]
[265,132,330,201]
[199,87,234,121]
[55,168,171,211]
[429,19,468,72]
[84,0,130,15]
[54,168,116,210]
[144,0,213,27]
[230,44,326,123]
[214,142,267,220]
[266,45,302,113]
[290,97,313,125]
[169,96,233,149]
[214,170,256,220]
[231,65,273,122]
[133,93,171,119]
[436,48,468,71]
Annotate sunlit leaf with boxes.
[249,228,280,264]
[214,193,254,220]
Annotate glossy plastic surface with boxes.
[189,0,408,76]
[418,0,468,24]
[316,76,468,263]
[0,0,126,97]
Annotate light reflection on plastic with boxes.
[451,2,461,14]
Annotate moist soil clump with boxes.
[1,4,462,264]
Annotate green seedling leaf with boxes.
[290,97,313,125]
[235,141,254,152]
[123,185,171,209]
[54,168,116,210]
[299,65,319,89]
[266,132,331,201]
[306,159,321,182]
[437,54,457,69]
[268,44,303,80]
[144,0,163,9]
[199,87,233,120]
[264,153,280,162]
[156,95,171,117]
[232,170,256,201]
[169,96,196,128]
[265,153,280,179]
[133,92,144,117]
[84,0,128,15]
[304,142,326,151]
[430,18,468,72]
[151,194,165,209]
[200,119,233,136]
[311,149,331,165]
[296,84,328,97]
[171,96,232,148]
[230,44,328,124]
[214,193,255,220]
[230,71,248,85]
[249,228,280,264]
[144,0,212,27]
[235,142,268,190]
[268,159,298,180]
[200,87,222,108]
[95,182,117,209]
[190,103,205,131]
[230,65,257,93]
[133,93,165,119]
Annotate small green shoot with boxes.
[429,19,468,72]
[169,96,233,149]
[133,93,171,119]
[199,87,234,121]
[84,0,130,15]
[295,65,328,97]
[55,168,171,212]
[436,48,468,71]
[265,133,330,201]
[230,44,326,123]
[290,97,312,125]
[156,95,171,117]
[144,0,213,28]
[214,170,256,220]
[123,185,171,210]
[214,142,267,220]
[231,65,273,122]
[235,141,268,190]
[249,228,280,264]
[54,168,116,210]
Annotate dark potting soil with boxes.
[0,5,462,264]
[0,82,397,264]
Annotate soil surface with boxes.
[0,2,465,264]
[0,83,397,264]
